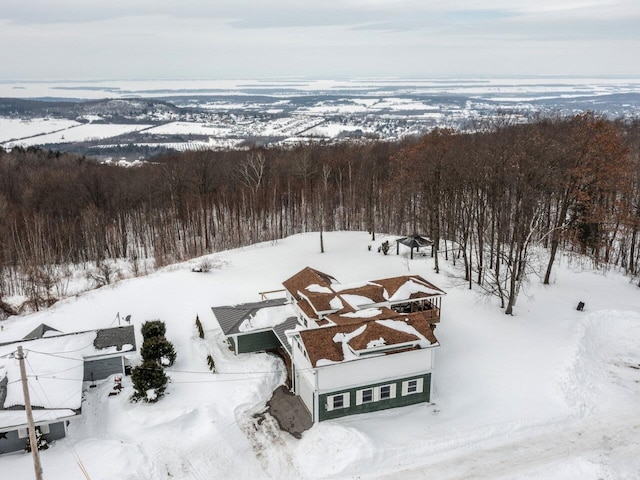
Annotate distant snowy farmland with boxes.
[3,123,153,147]
[0,117,82,143]
[145,121,233,136]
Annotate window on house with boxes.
[362,388,373,403]
[380,385,392,400]
[402,378,424,396]
[327,393,349,411]
[356,387,376,405]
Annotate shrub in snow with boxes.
[207,354,215,372]
[141,336,177,367]
[131,360,168,403]
[24,427,49,452]
[193,259,212,273]
[381,240,390,255]
[87,260,120,287]
[141,320,167,340]
[195,315,204,339]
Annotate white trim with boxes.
[378,383,396,400]
[349,340,421,356]
[355,387,375,405]
[326,392,350,411]
[401,378,424,396]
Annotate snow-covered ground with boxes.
[1,232,639,479]
[1,78,639,100]
[3,123,153,148]
[0,118,82,143]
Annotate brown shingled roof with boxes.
[325,307,399,326]
[282,267,337,301]
[298,315,438,367]
[372,275,445,300]
[337,284,387,307]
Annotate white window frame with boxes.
[402,378,424,396]
[356,387,375,405]
[378,384,396,400]
[326,392,350,411]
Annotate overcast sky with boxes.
[1,0,639,80]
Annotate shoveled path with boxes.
[267,385,313,439]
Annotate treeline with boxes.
[0,113,638,314]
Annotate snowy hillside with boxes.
[1,232,639,479]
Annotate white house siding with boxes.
[316,348,434,393]
[296,370,315,416]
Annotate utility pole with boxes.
[17,346,44,480]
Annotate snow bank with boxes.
[295,424,374,478]
[560,310,640,414]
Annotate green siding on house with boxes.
[318,373,431,422]
[236,330,281,354]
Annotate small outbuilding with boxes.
[396,234,434,259]
[0,325,136,454]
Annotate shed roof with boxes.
[396,234,434,249]
[211,298,291,335]
[23,323,61,340]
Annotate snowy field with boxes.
[0,118,82,143]
[3,123,153,148]
[1,231,639,479]
[144,122,234,137]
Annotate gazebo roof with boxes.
[396,234,434,249]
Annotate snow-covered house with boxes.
[0,325,136,454]
[212,267,444,423]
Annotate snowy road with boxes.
[382,411,640,480]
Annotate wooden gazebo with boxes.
[396,234,434,259]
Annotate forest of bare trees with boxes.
[1,113,639,315]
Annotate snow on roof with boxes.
[388,280,444,302]
[306,284,333,294]
[332,325,367,362]
[331,281,380,293]
[340,294,376,309]
[329,296,344,311]
[282,267,338,301]
[283,268,444,320]
[0,326,136,430]
[212,298,290,335]
[0,409,78,433]
[339,308,383,319]
[375,319,433,348]
[238,304,297,332]
[298,313,438,367]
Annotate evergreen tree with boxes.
[131,359,168,403]
[141,335,177,367]
[141,320,166,339]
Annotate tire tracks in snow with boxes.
[378,412,640,479]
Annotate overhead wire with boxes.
[25,358,93,480]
